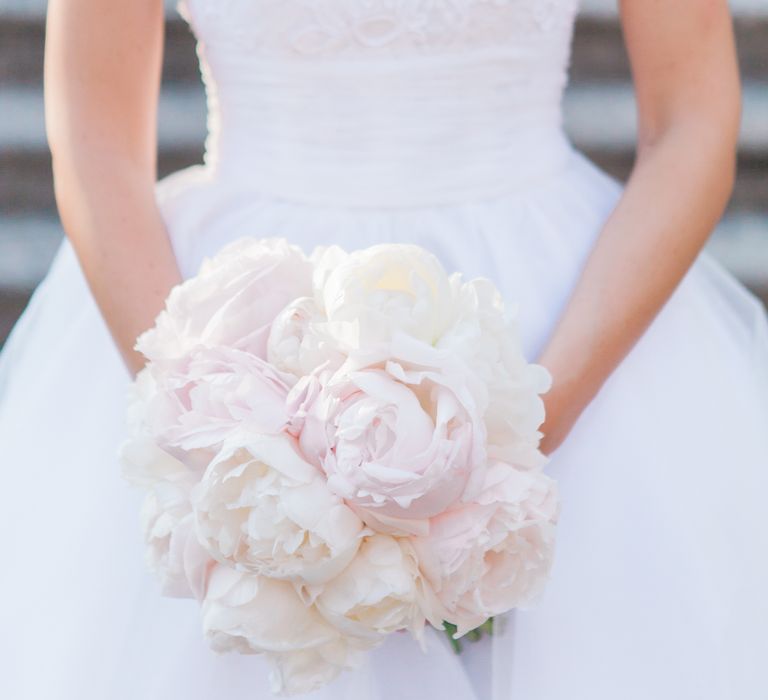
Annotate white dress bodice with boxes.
[177,0,580,206]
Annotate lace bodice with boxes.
[175,0,581,207]
[179,0,578,59]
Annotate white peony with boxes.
[438,277,551,468]
[314,243,459,349]
[202,566,373,696]
[119,437,211,598]
[266,296,345,377]
[313,535,436,640]
[193,434,367,585]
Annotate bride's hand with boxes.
[536,362,595,456]
[538,384,582,456]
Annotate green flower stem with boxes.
[440,617,494,654]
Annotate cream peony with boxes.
[413,461,559,635]
[313,535,432,640]
[136,238,312,363]
[314,243,459,349]
[295,336,487,534]
[119,437,211,598]
[266,296,345,377]
[438,277,551,468]
[194,434,367,585]
[202,566,373,696]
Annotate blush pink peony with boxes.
[136,345,294,452]
[294,338,488,535]
[136,238,312,364]
[413,461,559,635]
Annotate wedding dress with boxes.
[2,1,768,698]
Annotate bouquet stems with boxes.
[441,617,494,654]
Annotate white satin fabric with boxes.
[2,0,768,698]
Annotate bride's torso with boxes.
[176,0,581,207]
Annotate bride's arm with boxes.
[45,0,182,376]
[537,0,740,454]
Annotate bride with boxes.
[2,0,767,698]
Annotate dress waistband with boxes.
[200,48,574,207]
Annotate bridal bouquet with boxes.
[120,238,559,695]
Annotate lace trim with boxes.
[179,0,578,57]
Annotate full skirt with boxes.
[2,149,767,699]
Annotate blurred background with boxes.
[1,0,766,347]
